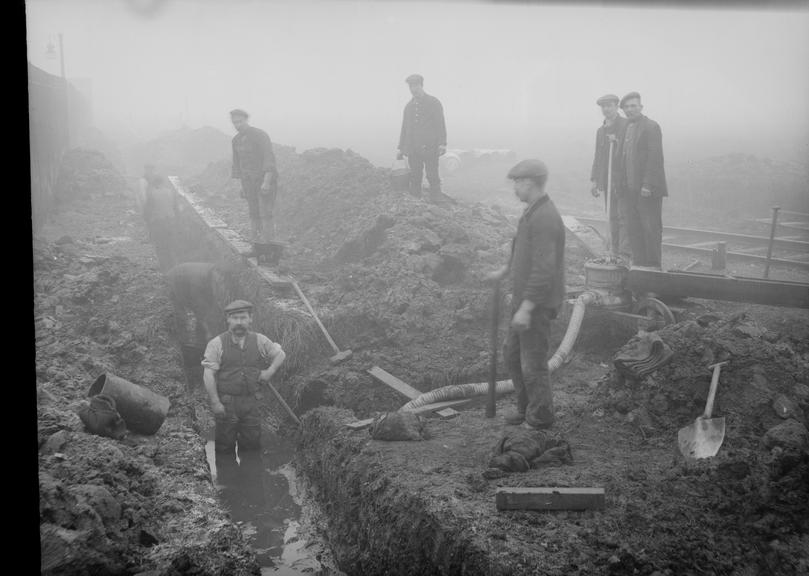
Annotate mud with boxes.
[35,156,259,575]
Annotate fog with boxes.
[27,0,809,171]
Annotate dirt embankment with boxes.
[35,154,260,575]
[192,146,592,415]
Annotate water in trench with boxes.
[181,343,332,575]
[204,432,323,575]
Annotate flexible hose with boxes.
[401,291,597,411]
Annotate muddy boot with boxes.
[504,411,525,425]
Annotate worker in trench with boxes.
[487,160,566,430]
[142,169,179,272]
[202,300,286,455]
[590,94,631,262]
[397,74,448,202]
[230,108,279,243]
[615,91,668,269]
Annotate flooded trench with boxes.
[181,350,339,576]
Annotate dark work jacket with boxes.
[617,115,668,197]
[216,332,268,396]
[232,126,278,180]
[509,195,566,316]
[398,93,447,155]
[590,115,627,192]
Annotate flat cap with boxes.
[507,159,549,180]
[224,300,253,315]
[596,94,620,106]
[229,108,249,118]
[405,74,424,85]
[619,92,641,108]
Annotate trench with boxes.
[179,341,337,576]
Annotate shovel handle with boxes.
[704,362,727,418]
[264,380,301,427]
[291,280,341,354]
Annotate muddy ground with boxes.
[34,175,262,574]
[191,145,809,575]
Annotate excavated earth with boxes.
[35,159,263,575]
[190,145,809,575]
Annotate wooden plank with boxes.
[402,399,471,415]
[560,215,606,258]
[495,487,605,511]
[346,418,374,431]
[367,366,423,399]
[367,366,459,418]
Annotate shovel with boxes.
[290,280,353,364]
[678,361,728,460]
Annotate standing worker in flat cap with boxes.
[487,159,566,430]
[202,300,286,454]
[230,109,280,243]
[397,74,447,202]
[616,92,668,268]
[590,94,630,262]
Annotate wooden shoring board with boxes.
[495,487,605,511]
[345,398,472,430]
[367,366,460,418]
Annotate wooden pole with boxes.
[486,282,501,418]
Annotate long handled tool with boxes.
[486,281,501,418]
[605,137,615,261]
[290,280,353,364]
[677,361,728,459]
[263,380,301,427]
[763,205,780,279]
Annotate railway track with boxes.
[573,211,809,271]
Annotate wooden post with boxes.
[486,283,500,418]
[764,205,780,279]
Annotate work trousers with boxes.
[241,176,276,241]
[407,147,441,197]
[607,190,632,259]
[504,308,555,428]
[214,393,262,454]
[619,189,663,267]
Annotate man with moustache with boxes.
[230,109,279,242]
[616,92,668,268]
[487,159,565,430]
[397,74,447,202]
[590,94,630,261]
[202,300,286,454]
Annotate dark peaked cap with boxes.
[620,92,641,108]
[596,94,620,105]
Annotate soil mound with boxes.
[54,148,127,206]
[193,147,590,405]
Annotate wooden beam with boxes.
[367,366,459,418]
[346,418,374,431]
[495,487,605,511]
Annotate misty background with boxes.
[26,0,809,217]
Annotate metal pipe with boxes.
[764,205,780,279]
[605,138,615,260]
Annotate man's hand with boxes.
[438,145,447,156]
[396,151,405,160]
[607,134,618,143]
[640,187,652,198]
[511,307,532,331]
[259,368,275,384]
[211,400,226,416]
[485,266,509,283]
[590,185,601,198]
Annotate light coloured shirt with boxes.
[201,331,283,372]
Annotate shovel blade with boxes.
[678,416,726,460]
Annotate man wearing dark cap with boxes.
[230,109,280,242]
[202,300,286,454]
[590,94,630,261]
[487,159,565,429]
[616,92,667,268]
[397,74,447,201]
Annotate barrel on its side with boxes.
[88,373,170,435]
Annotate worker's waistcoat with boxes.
[216,332,265,396]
